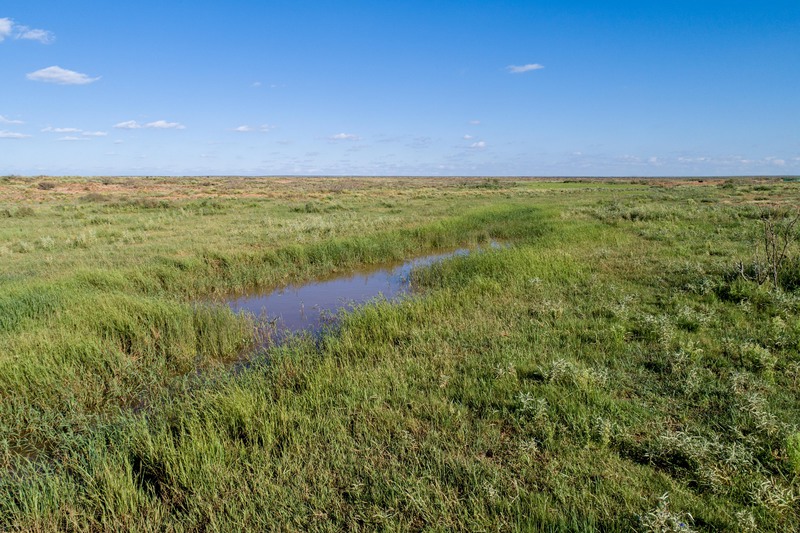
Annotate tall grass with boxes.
[1,177,799,530]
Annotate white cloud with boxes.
[114,120,142,129]
[507,63,545,74]
[251,81,262,88]
[16,27,54,44]
[145,120,185,129]
[27,66,99,85]
[42,127,106,139]
[114,120,184,130]
[329,133,360,141]
[470,141,487,150]
[233,124,274,133]
[463,134,474,140]
[0,130,31,139]
[42,126,81,133]
[469,120,480,125]
[0,115,23,125]
[0,18,54,43]
[0,18,11,41]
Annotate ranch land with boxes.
[1,176,799,531]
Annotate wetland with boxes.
[1,176,799,531]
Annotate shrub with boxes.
[36,236,55,251]
[639,493,696,532]
[473,177,501,189]
[736,207,799,290]
[81,192,111,203]
[740,342,777,375]
[12,241,34,253]
[69,231,95,248]
[778,256,800,292]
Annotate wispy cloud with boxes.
[233,124,274,133]
[16,27,54,44]
[0,19,10,41]
[470,141,487,150]
[114,120,142,129]
[0,18,54,44]
[114,120,185,130]
[469,120,481,125]
[27,66,99,85]
[0,115,24,125]
[145,120,185,129]
[329,133,360,141]
[57,136,89,142]
[42,126,81,133]
[463,134,474,140]
[507,63,544,74]
[43,126,108,137]
[0,130,31,139]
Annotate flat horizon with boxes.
[1,1,797,176]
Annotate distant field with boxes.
[1,176,799,531]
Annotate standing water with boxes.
[226,243,499,344]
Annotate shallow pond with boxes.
[226,242,500,344]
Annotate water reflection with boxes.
[227,243,498,344]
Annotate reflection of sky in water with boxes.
[227,245,496,339]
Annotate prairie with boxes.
[1,175,799,531]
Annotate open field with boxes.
[1,175,799,531]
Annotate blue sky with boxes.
[1,1,798,176]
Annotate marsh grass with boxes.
[1,177,799,530]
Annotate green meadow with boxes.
[1,176,799,531]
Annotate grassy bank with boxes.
[1,177,799,531]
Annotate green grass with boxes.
[1,176,799,531]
